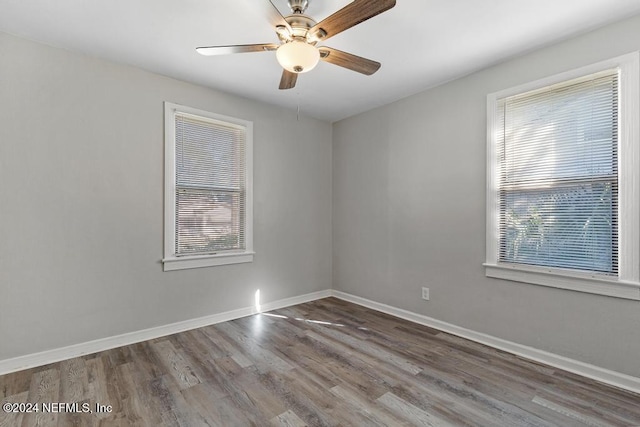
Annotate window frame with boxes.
[163,102,254,271]
[485,52,640,300]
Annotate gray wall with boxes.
[333,14,640,377]
[0,32,332,361]
[3,13,640,379]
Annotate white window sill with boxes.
[163,251,254,271]
[484,263,640,300]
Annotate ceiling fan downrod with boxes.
[288,0,309,14]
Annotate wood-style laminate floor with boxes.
[1,297,639,426]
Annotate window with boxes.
[486,53,640,300]
[163,103,253,271]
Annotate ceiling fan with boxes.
[196,0,396,90]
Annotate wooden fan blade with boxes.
[196,43,279,56]
[279,70,298,90]
[258,0,292,33]
[309,0,396,42]
[319,47,380,75]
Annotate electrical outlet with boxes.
[422,287,430,300]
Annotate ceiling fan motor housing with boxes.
[278,13,317,43]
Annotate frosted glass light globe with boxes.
[276,41,320,73]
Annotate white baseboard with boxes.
[331,290,640,395]
[3,288,639,396]
[0,289,332,376]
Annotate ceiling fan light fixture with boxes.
[276,41,319,73]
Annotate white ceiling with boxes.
[2,0,640,122]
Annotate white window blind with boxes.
[174,113,247,256]
[496,71,618,275]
